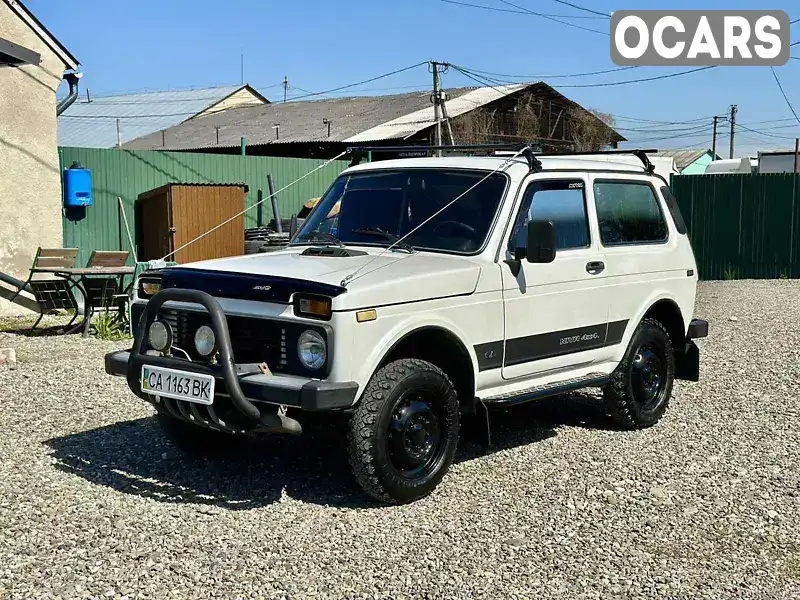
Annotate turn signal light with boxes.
[293,295,332,320]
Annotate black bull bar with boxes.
[124,288,302,435]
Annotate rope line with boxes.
[339,147,529,287]
[160,150,348,260]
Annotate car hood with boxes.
[174,246,483,310]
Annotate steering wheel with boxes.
[432,220,477,236]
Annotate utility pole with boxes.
[283,76,289,103]
[712,116,718,159]
[729,104,737,159]
[116,118,121,148]
[431,61,443,156]
[794,138,799,174]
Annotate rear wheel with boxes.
[604,318,675,429]
[347,359,460,504]
[156,411,247,457]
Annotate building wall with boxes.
[194,87,266,118]
[0,3,69,315]
[680,152,714,175]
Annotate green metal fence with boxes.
[59,147,349,267]
[670,173,800,280]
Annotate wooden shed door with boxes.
[139,191,174,261]
[170,186,245,263]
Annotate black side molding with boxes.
[687,319,708,339]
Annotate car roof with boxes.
[341,155,658,178]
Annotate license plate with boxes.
[140,365,215,405]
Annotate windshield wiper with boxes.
[350,227,415,253]
[295,231,344,247]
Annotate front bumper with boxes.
[106,287,358,435]
[675,318,709,382]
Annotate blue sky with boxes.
[34,0,800,157]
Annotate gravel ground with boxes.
[0,280,799,600]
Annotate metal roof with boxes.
[122,82,625,151]
[653,148,716,170]
[58,85,265,148]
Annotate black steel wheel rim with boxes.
[631,343,665,409]
[386,392,446,480]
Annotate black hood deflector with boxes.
[160,268,346,303]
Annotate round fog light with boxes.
[194,325,216,357]
[297,330,326,370]
[148,320,172,352]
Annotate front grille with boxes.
[158,308,286,369]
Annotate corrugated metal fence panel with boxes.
[671,173,799,280]
[59,147,349,266]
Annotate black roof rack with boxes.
[345,144,659,175]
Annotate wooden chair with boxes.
[81,250,131,319]
[9,248,80,331]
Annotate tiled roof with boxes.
[58,85,264,148]
[123,82,626,151]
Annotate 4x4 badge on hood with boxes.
[253,285,272,291]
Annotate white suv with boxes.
[105,146,709,504]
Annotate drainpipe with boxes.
[56,71,83,116]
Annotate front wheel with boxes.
[347,359,460,504]
[604,318,675,429]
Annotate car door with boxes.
[590,175,686,338]
[500,174,614,381]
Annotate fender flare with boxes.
[614,291,686,360]
[352,318,479,403]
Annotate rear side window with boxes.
[509,179,591,251]
[660,185,688,235]
[593,181,668,246]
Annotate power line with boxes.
[453,63,715,88]
[610,114,717,125]
[738,123,800,140]
[438,0,606,18]
[278,62,429,101]
[546,0,610,18]
[495,0,608,35]
[460,65,639,80]
[769,66,800,125]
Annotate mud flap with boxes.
[462,398,491,452]
[675,340,700,382]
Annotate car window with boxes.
[593,181,668,246]
[509,179,590,251]
[292,169,508,254]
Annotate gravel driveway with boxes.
[1,280,799,600]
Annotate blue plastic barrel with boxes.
[63,161,93,207]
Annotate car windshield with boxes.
[292,168,508,254]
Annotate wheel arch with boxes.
[365,324,477,410]
[642,298,687,349]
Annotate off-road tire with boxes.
[604,317,675,430]
[347,359,460,504]
[156,411,246,457]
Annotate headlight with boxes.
[194,325,216,357]
[297,330,326,370]
[138,277,162,299]
[148,320,172,352]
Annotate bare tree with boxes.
[566,107,617,152]
[449,96,543,146]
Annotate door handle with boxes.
[586,261,605,274]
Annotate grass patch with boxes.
[90,312,132,341]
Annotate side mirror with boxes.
[522,220,556,263]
